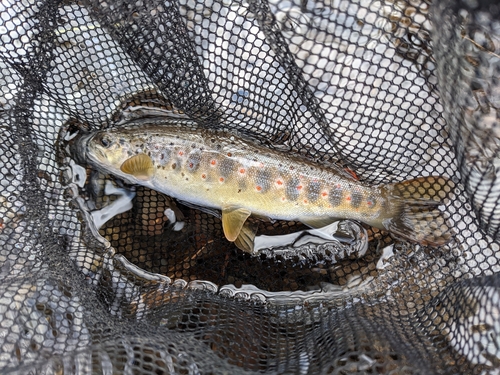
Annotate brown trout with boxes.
[83,122,452,252]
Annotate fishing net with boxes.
[1,0,500,373]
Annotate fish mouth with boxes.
[68,131,94,165]
[79,132,108,164]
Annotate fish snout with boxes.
[67,131,95,165]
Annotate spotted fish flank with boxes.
[350,189,363,208]
[156,148,172,166]
[219,157,236,178]
[186,150,202,171]
[85,123,453,251]
[307,180,321,203]
[329,185,343,207]
[255,168,272,193]
[366,195,377,208]
[285,177,301,201]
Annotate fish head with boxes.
[86,128,155,182]
[86,130,131,170]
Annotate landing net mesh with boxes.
[1,0,500,373]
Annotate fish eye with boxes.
[99,134,113,148]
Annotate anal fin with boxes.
[233,222,258,253]
[222,207,251,242]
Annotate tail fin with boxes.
[380,177,454,246]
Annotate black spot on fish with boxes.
[158,148,172,166]
[329,185,343,207]
[219,157,236,178]
[307,181,321,202]
[186,150,202,172]
[172,163,177,170]
[286,177,301,201]
[351,190,363,208]
[256,168,272,193]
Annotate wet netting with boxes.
[1,0,500,373]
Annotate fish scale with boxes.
[84,122,453,251]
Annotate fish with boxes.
[82,122,452,252]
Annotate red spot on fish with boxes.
[276,180,283,185]
[178,151,184,156]
[321,192,328,197]
[189,162,194,168]
[201,174,207,179]
[346,196,351,201]
[367,200,373,206]
[281,197,286,202]
[303,199,308,204]
[227,152,232,157]
[256,186,262,191]
[219,177,224,183]
[344,167,359,180]
[210,159,217,166]
[239,168,245,174]
[297,185,303,190]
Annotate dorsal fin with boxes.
[120,154,154,181]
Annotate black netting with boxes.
[1,0,500,373]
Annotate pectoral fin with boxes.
[234,222,258,253]
[300,217,338,229]
[120,154,154,181]
[221,207,251,242]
